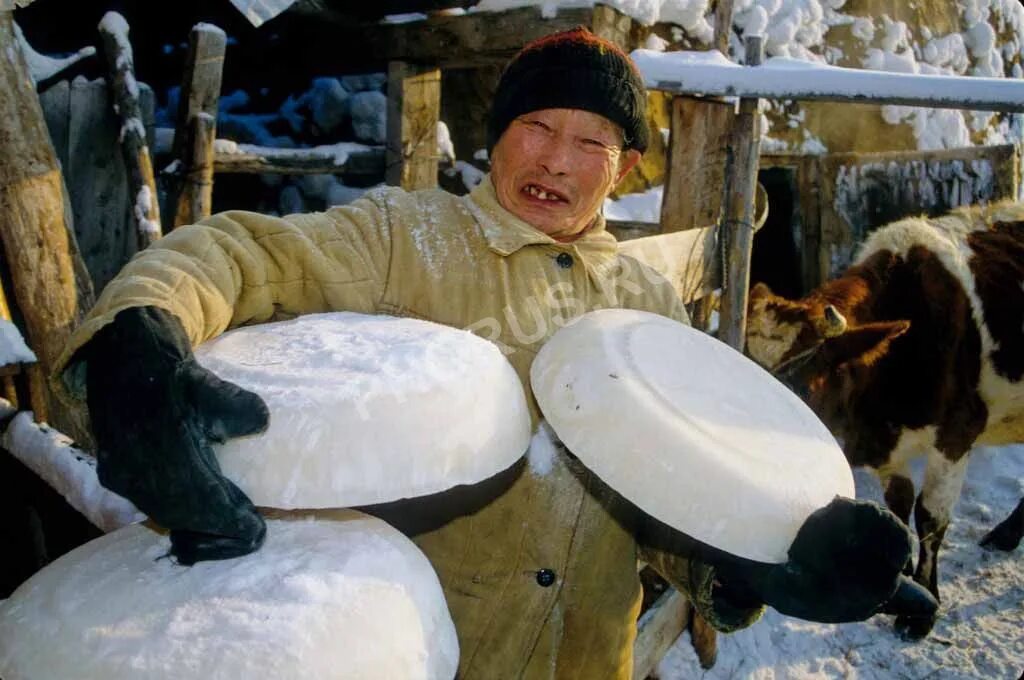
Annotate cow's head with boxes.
[746,282,911,393]
[746,283,848,372]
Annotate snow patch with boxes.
[659,448,1024,679]
[134,185,160,235]
[527,421,561,476]
[0,321,36,365]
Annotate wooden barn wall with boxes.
[38,79,156,295]
[762,145,1020,292]
[818,145,1020,279]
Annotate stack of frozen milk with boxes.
[0,313,534,680]
[0,309,856,679]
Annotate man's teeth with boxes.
[526,185,560,201]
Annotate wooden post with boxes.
[660,97,734,233]
[98,11,161,249]
[713,0,735,55]
[386,61,441,190]
[718,35,765,351]
[0,11,94,442]
[684,1,739,633]
[170,23,225,227]
[178,112,216,224]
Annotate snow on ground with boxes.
[659,444,1024,680]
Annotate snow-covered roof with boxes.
[632,49,1024,113]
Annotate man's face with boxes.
[490,108,641,241]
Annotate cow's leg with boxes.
[879,469,916,575]
[981,496,1024,551]
[895,452,969,640]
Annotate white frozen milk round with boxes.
[194,312,531,509]
[0,511,459,680]
[530,309,855,564]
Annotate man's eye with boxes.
[527,120,550,131]
[582,139,605,147]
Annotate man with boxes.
[53,27,933,679]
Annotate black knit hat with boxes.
[487,27,649,154]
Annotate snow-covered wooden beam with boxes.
[633,49,1024,113]
[98,11,162,249]
[632,588,689,680]
[211,140,386,177]
[0,411,143,533]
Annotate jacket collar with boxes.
[467,175,619,278]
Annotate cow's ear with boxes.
[750,282,774,300]
[749,282,803,314]
[823,320,910,369]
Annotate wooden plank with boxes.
[386,61,441,190]
[718,36,764,351]
[660,96,733,233]
[214,145,385,177]
[0,11,92,443]
[38,80,70,171]
[632,588,690,680]
[66,79,133,292]
[617,226,720,304]
[281,6,596,71]
[170,23,225,227]
[797,155,823,291]
[98,11,161,248]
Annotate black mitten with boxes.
[84,306,270,565]
[712,497,937,623]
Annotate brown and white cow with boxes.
[745,201,1024,639]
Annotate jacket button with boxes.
[556,252,574,269]
[536,568,557,587]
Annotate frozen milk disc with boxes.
[194,312,531,509]
[530,309,854,563]
[0,510,458,680]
